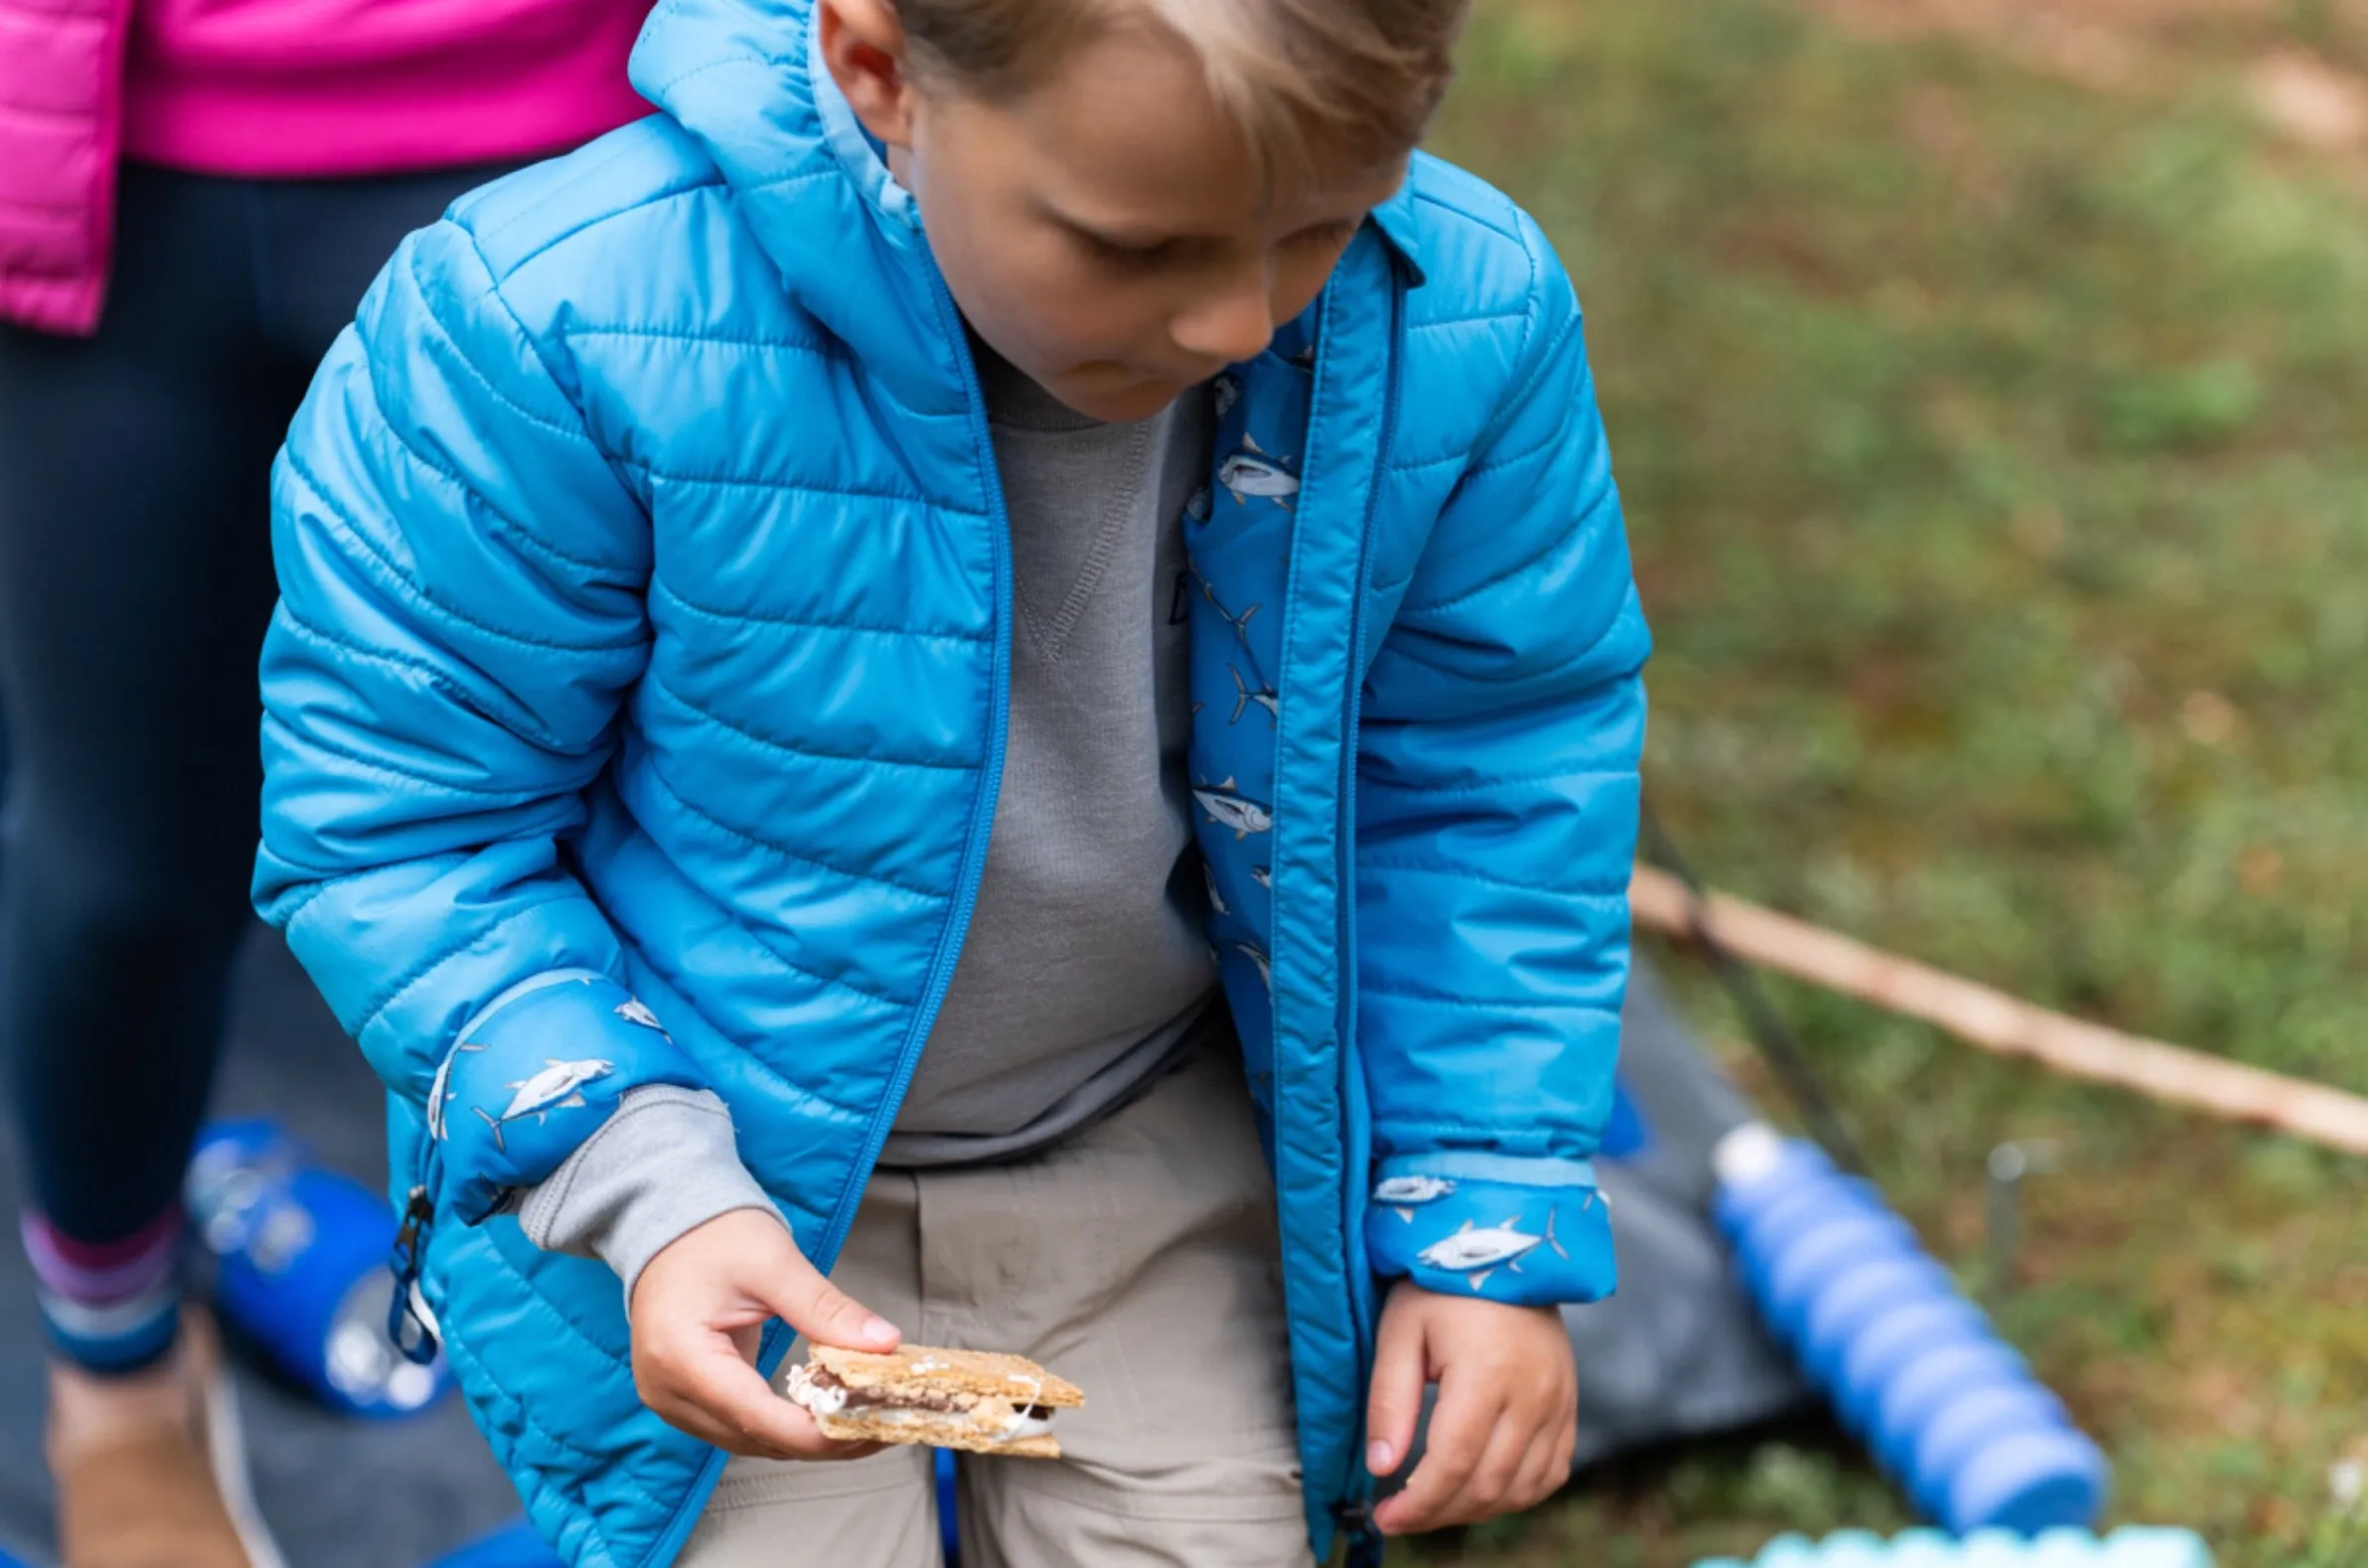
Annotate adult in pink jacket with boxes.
[0,4,654,1563]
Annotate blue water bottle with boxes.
[187,1120,451,1419]
[1712,1124,2108,1532]
[1690,1525,2215,1568]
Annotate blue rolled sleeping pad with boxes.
[1711,1126,2109,1532]
[187,1121,452,1420]
[1691,1525,2212,1568]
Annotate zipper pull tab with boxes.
[1333,1500,1384,1567]
[387,1185,441,1365]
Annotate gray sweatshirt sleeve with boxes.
[516,1085,777,1302]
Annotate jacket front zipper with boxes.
[816,262,1018,1269]
[1330,238,1405,1535]
[646,257,1021,1568]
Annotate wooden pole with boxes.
[1629,862,2368,1158]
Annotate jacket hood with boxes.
[629,0,970,433]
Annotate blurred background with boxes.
[1414,0,2368,1562]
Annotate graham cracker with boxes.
[809,1343,1085,1409]
[813,1407,1063,1460]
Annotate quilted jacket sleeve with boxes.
[1355,218,1650,1307]
[253,217,706,1227]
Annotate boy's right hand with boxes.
[629,1208,902,1460]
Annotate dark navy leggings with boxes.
[0,161,510,1260]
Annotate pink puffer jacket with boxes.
[0,0,654,336]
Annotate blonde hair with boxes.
[893,0,1468,178]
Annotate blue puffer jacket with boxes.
[254,1,1650,1561]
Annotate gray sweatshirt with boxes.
[520,351,1220,1295]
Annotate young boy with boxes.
[254,0,1650,1562]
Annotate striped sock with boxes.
[22,1208,186,1374]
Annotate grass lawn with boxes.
[1415,0,2368,1562]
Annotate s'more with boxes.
[784,1343,1085,1459]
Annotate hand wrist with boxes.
[518,1086,775,1303]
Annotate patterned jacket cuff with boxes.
[425,970,705,1223]
[1364,1153,1617,1307]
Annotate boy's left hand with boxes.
[1364,1281,1577,1536]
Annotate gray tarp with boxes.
[1567,960,1810,1468]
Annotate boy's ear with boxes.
[816,0,920,150]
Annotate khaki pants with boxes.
[680,1048,1317,1568]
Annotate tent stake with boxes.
[1630,863,2368,1158]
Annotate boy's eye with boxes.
[1286,220,1360,250]
[1071,220,1357,273]
[1080,231,1181,272]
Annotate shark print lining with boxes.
[1190,564,1262,663]
[1185,320,1313,1041]
[1415,1208,1568,1293]
[1233,941,1273,991]
[427,992,666,1148]
[1373,1175,1457,1220]
[1228,666,1279,725]
[473,1058,616,1155]
[1217,434,1301,510]
[614,999,670,1038]
[1191,777,1273,840]
[425,1041,479,1144]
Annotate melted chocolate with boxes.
[805,1367,1055,1429]
[807,1367,1043,1418]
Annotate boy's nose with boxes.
[1170,274,1276,367]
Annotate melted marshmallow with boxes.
[784,1362,848,1417]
